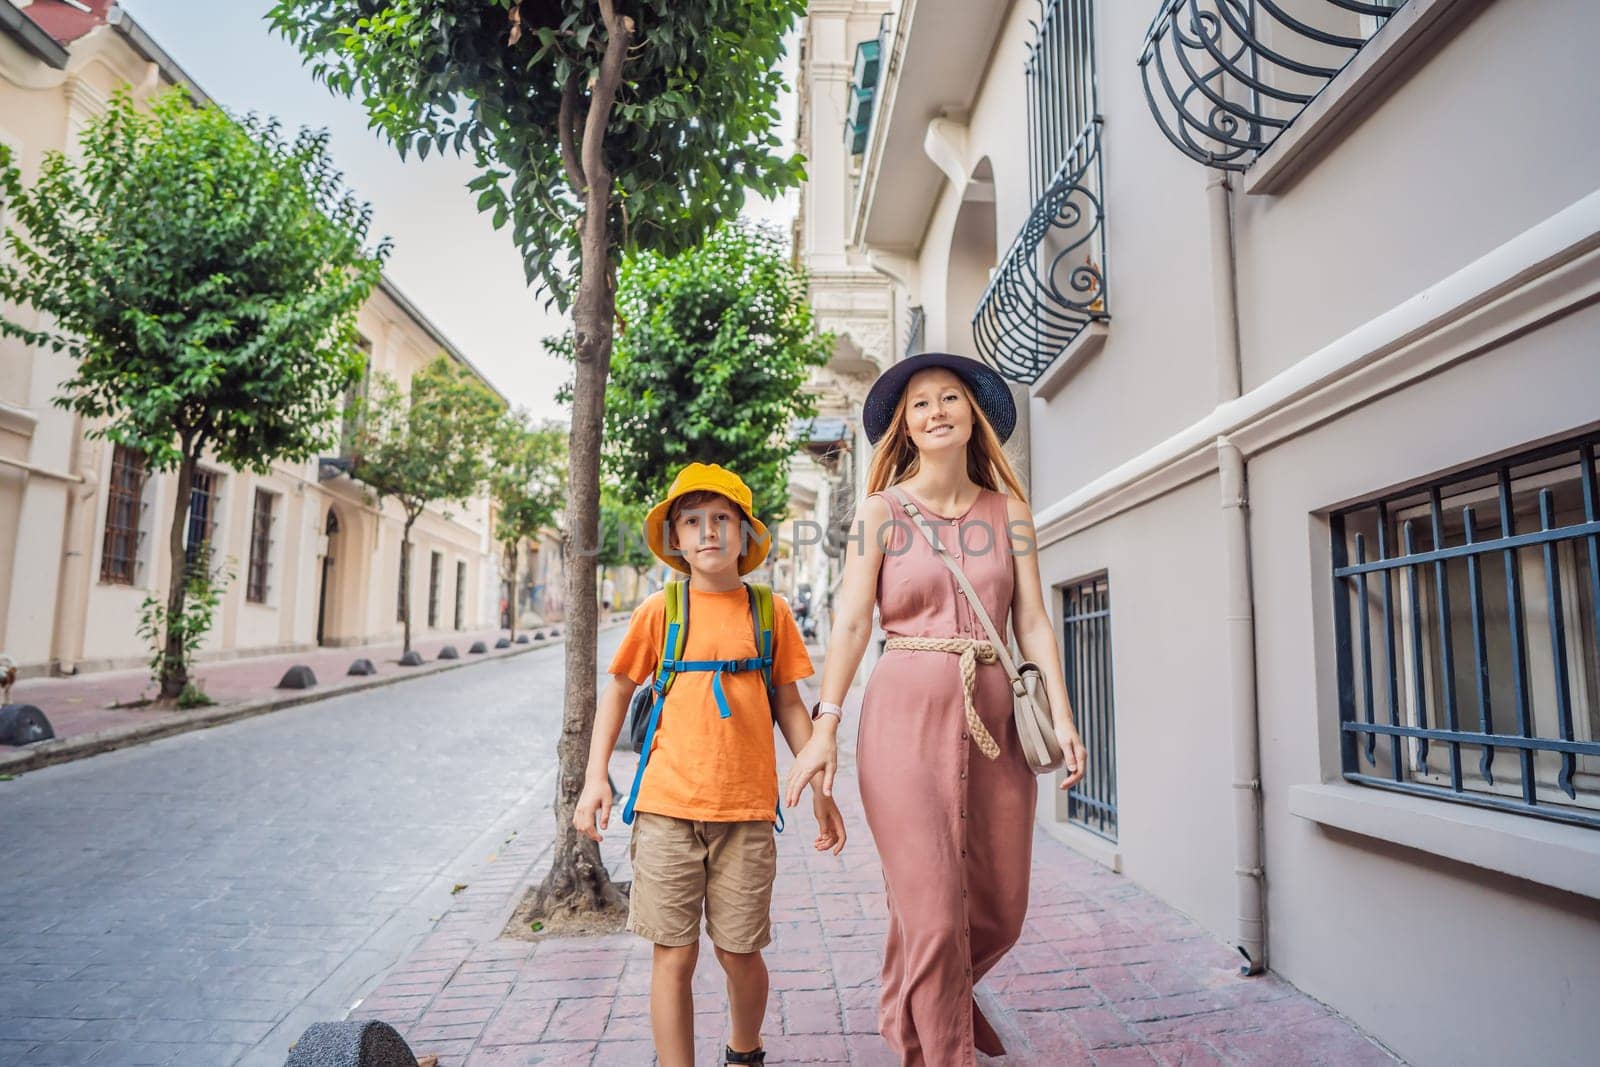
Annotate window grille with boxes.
[185,468,218,575]
[247,489,275,603]
[428,551,442,629]
[1330,432,1600,828]
[100,445,146,585]
[1063,574,1118,840]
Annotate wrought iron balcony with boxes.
[973,0,1109,385]
[1139,0,1407,171]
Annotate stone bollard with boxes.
[277,666,317,690]
[283,1019,422,1066]
[347,659,377,676]
[494,637,511,649]
[514,634,529,645]
[0,704,55,746]
[398,650,424,667]
[437,646,459,660]
[468,641,487,654]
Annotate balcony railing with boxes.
[973,0,1108,385]
[1139,0,1406,170]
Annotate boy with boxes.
[575,463,844,1067]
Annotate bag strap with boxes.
[746,582,776,706]
[886,487,1030,698]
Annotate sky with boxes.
[118,2,800,422]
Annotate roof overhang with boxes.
[850,0,1015,255]
[0,1,70,68]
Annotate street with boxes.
[0,632,607,1067]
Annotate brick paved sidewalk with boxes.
[346,693,1397,1067]
[3,617,625,770]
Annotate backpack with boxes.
[620,579,780,829]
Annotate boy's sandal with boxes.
[725,1046,766,1065]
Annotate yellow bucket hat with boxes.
[645,463,772,576]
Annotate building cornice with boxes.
[1033,189,1600,548]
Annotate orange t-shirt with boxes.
[609,584,813,823]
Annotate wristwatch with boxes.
[811,701,843,722]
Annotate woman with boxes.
[804,352,1087,1065]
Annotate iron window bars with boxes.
[1063,574,1118,840]
[184,468,218,576]
[247,488,275,603]
[1139,0,1407,171]
[428,551,443,629]
[1330,432,1600,829]
[100,444,146,585]
[455,559,467,631]
[973,0,1108,385]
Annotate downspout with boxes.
[1209,171,1266,975]
[50,417,98,675]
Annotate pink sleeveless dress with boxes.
[858,486,1037,1066]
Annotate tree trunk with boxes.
[159,447,197,700]
[401,514,415,655]
[532,0,633,921]
[534,249,625,918]
[506,538,518,640]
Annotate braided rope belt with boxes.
[883,636,1002,760]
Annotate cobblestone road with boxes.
[0,632,614,1067]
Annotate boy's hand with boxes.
[811,793,847,855]
[573,775,613,843]
[784,726,838,806]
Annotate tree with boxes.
[596,487,655,605]
[597,222,831,525]
[0,90,385,701]
[350,355,505,654]
[270,0,805,921]
[491,412,568,639]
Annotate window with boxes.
[1330,433,1600,828]
[341,334,373,457]
[247,489,276,603]
[185,468,219,575]
[396,543,411,623]
[454,560,466,630]
[100,444,146,585]
[428,551,442,629]
[1062,574,1117,840]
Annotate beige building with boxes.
[0,1,506,677]
[800,0,1600,1062]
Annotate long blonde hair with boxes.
[864,373,1029,502]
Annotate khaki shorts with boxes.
[627,812,777,953]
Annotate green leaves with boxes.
[592,221,831,524]
[490,410,568,550]
[0,89,388,476]
[349,355,506,522]
[267,0,806,310]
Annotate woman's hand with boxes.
[1056,721,1088,790]
[812,793,847,855]
[573,774,614,842]
[783,718,838,806]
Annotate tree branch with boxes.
[558,71,585,197]
[580,0,633,222]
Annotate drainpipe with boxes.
[50,417,98,675]
[1209,171,1266,975]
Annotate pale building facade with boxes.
[0,1,504,678]
[801,0,1600,1062]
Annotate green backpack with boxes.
[621,580,779,828]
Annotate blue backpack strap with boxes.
[622,581,689,826]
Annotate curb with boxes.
[0,620,628,777]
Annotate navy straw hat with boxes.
[862,352,1016,446]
